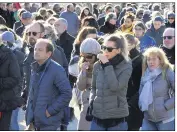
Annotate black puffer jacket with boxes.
[100,21,118,34]
[0,45,25,111]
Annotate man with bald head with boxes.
[161,28,175,64]
[26,39,72,130]
[54,18,75,62]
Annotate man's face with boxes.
[34,42,51,62]
[22,18,32,26]
[54,20,66,35]
[7,4,13,12]
[163,29,175,49]
[26,23,43,47]
[153,21,162,30]
[106,8,113,14]
[69,5,74,12]
[54,4,60,13]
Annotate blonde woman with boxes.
[139,47,174,130]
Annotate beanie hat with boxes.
[168,12,175,18]
[1,31,15,44]
[80,38,101,55]
[153,16,164,23]
[105,12,116,22]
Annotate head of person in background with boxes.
[60,6,65,13]
[1,31,16,49]
[41,3,49,9]
[6,3,13,12]
[148,4,153,11]
[131,3,138,10]
[126,7,135,15]
[32,12,38,20]
[74,26,97,46]
[24,21,45,47]
[67,3,75,13]
[46,16,57,26]
[133,21,146,39]
[53,4,60,15]
[114,5,121,18]
[150,11,163,21]
[47,9,56,18]
[123,13,135,29]
[142,47,173,73]
[105,12,117,26]
[124,33,140,52]
[13,3,21,19]
[160,3,166,10]
[162,28,175,50]
[101,33,129,61]
[163,8,170,21]
[104,5,113,15]
[79,38,101,70]
[136,8,144,20]
[54,18,68,37]
[167,12,175,25]
[80,7,93,21]
[0,3,6,11]
[75,6,81,16]
[0,15,6,26]
[21,11,33,26]
[142,10,151,24]
[152,3,161,12]
[43,23,57,42]
[81,16,99,31]
[152,16,164,30]
[36,8,48,20]
[24,3,31,12]
[16,8,26,22]
[126,3,132,8]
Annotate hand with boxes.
[81,62,90,71]
[46,110,51,118]
[97,54,109,64]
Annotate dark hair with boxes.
[105,6,112,12]
[114,5,121,12]
[18,9,27,18]
[6,3,12,7]
[126,3,132,7]
[41,3,48,7]
[52,14,60,18]
[0,15,6,25]
[80,7,92,21]
[124,33,139,46]
[133,21,146,31]
[46,41,54,53]
[81,16,99,31]
[67,4,73,9]
[47,9,55,15]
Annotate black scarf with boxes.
[108,54,124,67]
[129,48,140,60]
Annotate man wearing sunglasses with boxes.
[161,28,175,65]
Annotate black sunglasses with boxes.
[26,32,41,36]
[101,45,118,52]
[81,54,94,59]
[163,36,174,40]
[168,18,174,20]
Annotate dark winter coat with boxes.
[13,21,22,32]
[165,21,175,28]
[161,46,175,65]
[100,22,118,34]
[97,16,105,27]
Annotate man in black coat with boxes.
[161,28,175,65]
[0,44,25,130]
[54,18,75,62]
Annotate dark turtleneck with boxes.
[101,54,124,69]
[129,48,140,60]
[100,21,117,34]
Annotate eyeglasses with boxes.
[101,45,118,52]
[163,36,174,40]
[26,32,41,36]
[81,54,94,59]
[168,18,174,20]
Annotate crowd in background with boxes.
[0,2,175,131]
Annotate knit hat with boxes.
[168,12,175,18]
[80,38,101,55]
[105,12,117,22]
[22,11,32,19]
[1,31,15,44]
[153,16,164,23]
[134,21,146,31]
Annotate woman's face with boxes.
[153,21,162,30]
[127,43,136,51]
[102,40,120,59]
[81,53,96,64]
[109,17,117,25]
[134,26,144,38]
[168,17,175,24]
[84,9,89,16]
[124,18,133,28]
[147,55,161,70]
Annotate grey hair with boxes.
[58,18,68,29]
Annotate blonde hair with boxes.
[142,47,174,76]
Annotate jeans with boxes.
[141,118,175,131]
[10,108,20,130]
[90,118,128,131]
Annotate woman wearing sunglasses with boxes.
[165,12,175,28]
[139,47,174,130]
[90,34,132,130]
[76,38,101,130]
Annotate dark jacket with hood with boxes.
[165,21,175,28]
[146,24,166,47]
[97,16,105,27]
[161,46,175,65]
[100,21,117,34]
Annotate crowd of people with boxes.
[0,2,175,131]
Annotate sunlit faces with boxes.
[54,20,66,35]
[102,41,120,59]
[163,28,175,49]
[133,26,144,38]
[84,9,89,16]
[124,18,133,28]
[147,55,161,70]
[168,17,175,24]
[153,21,162,30]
